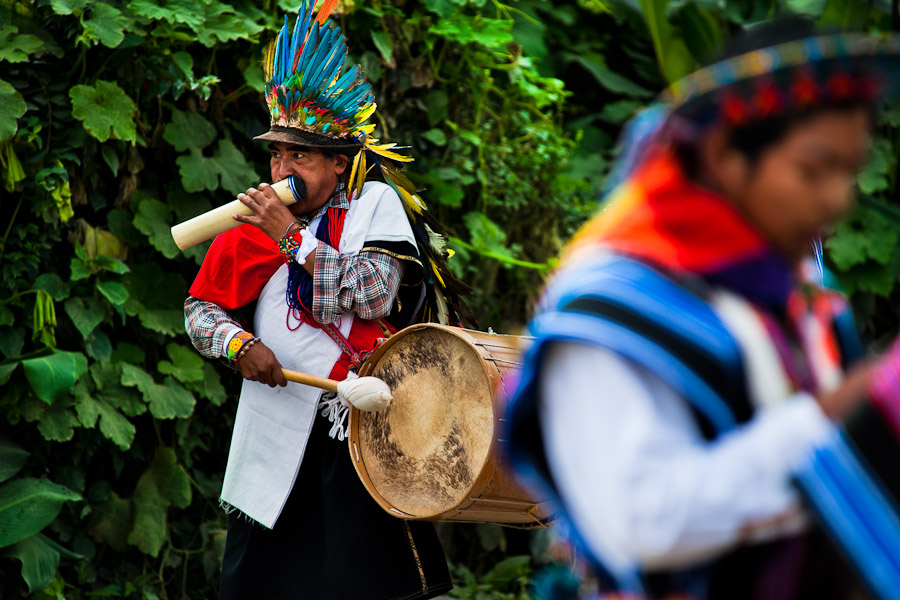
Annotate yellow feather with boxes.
[356,103,376,124]
[348,150,363,200]
[429,258,446,287]
[354,153,367,198]
[396,184,426,214]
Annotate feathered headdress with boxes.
[255,0,474,326]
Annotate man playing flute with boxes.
[183,1,462,597]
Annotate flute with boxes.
[170,176,305,250]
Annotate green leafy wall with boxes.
[1,0,898,597]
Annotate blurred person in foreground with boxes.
[507,19,900,600]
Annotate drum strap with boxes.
[293,308,387,370]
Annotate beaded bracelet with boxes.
[226,331,254,362]
[278,229,304,260]
[234,337,261,363]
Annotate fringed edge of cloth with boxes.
[318,390,351,441]
[218,499,272,529]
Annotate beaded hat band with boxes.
[663,33,900,126]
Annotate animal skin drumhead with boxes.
[356,327,495,517]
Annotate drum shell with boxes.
[349,324,552,528]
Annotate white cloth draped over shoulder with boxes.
[220,181,415,528]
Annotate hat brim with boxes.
[253,126,362,153]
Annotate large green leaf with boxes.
[91,361,146,417]
[636,0,696,83]
[673,3,722,64]
[199,362,227,406]
[0,362,17,385]
[129,0,205,29]
[81,2,129,48]
[196,3,253,46]
[69,80,137,143]
[0,440,29,484]
[158,343,204,383]
[0,534,61,593]
[50,0,88,15]
[0,78,26,142]
[827,204,898,270]
[163,110,216,153]
[64,296,105,339]
[21,351,88,405]
[572,54,654,98]
[33,274,71,302]
[87,492,132,552]
[371,30,394,66]
[212,139,261,195]
[176,150,219,193]
[36,401,81,443]
[72,380,136,450]
[858,137,894,195]
[128,448,192,556]
[429,15,513,48]
[120,364,195,419]
[132,197,179,258]
[0,26,44,63]
[122,263,187,337]
[97,280,129,306]
[0,478,80,547]
[819,0,870,30]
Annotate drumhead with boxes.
[354,326,495,518]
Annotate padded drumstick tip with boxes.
[337,375,392,412]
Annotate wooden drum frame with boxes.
[348,324,552,528]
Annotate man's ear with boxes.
[697,127,749,200]
[333,153,349,176]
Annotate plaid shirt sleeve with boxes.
[311,242,404,324]
[184,296,245,359]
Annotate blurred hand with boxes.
[236,340,287,387]
[816,361,874,420]
[233,183,296,242]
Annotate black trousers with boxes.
[219,412,452,600]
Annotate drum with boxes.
[348,324,552,527]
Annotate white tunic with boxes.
[220,182,415,528]
[538,289,837,576]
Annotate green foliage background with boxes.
[1,0,898,597]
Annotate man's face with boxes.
[727,108,871,263]
[269,142,348,216]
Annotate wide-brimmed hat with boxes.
[253,125,362,154]
[256,0,421,202]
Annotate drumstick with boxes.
[170,176,306,251]
[281,368,392,411]
[281,368,338,393]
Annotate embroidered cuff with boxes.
[226,331,254,362]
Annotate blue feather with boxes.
[306,43,343,97]
[295,24,320,88]
[272,17,288,85]
[302,25,337,89]
[289,12,303,64]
